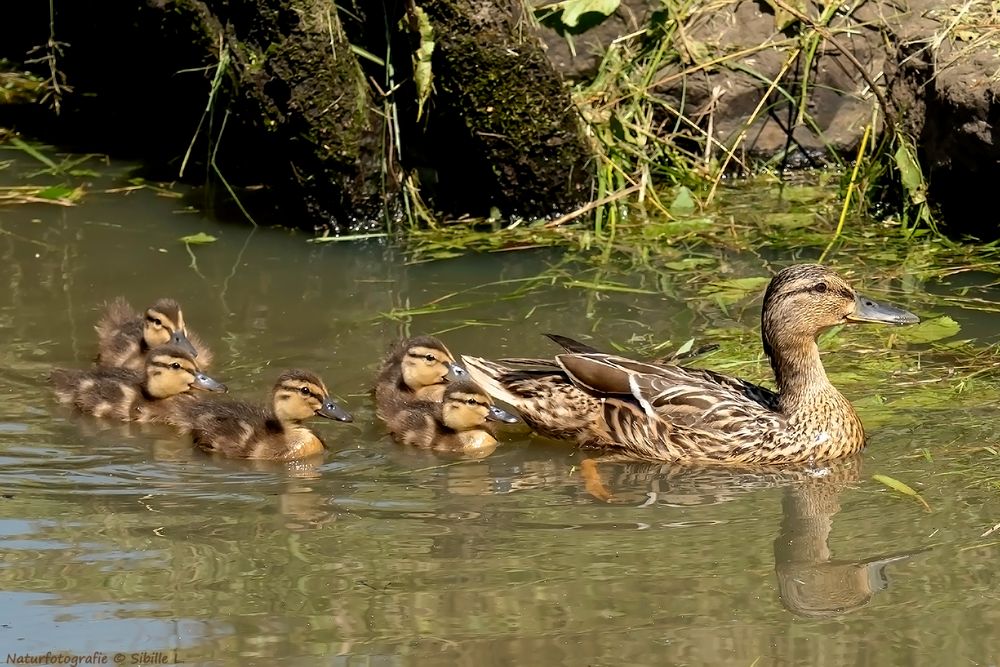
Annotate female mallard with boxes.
[386,379,519,454]
[171,370,353,460]
[373,335,465,419]
[462,264,918,464]
[50,344,227,422]
[94,297,212,371]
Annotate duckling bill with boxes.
[95,297,213,371]
[170,370,352,461]
[462,264,918,465]
[50,344,227,423]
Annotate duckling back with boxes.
[386,380,504,454]
[175,397,324,461]
[94,298,145,370]
[52,343,225,424]
[171,369,349,461]
[93,297,214,371]
[50,365,144,420]
[388,401,498,453]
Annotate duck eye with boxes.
[424,354,436,362]
[300,387,310,395]
[170,362,181,370]
[466,398,478,405]
[813,283,828,293]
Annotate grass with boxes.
[545,0,940,240]
[0,0,994,256]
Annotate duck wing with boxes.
[555,353,779,422]
[550,353,791,462]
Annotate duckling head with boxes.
[144,344,227,398]
[393,336,466,392]
[441,380,519,431]
[143,299,198,358]
[761,264,917,352]
[272,370,353,423]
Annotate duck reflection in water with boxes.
[577,455,928,618]
[772,464,927,618]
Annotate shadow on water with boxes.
[2,156,1000,664]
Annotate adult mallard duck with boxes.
[50,344,227,422]
[373,335,466,419]
[462,264,918,464]
[386,379,519,455]
[171,370,353,460]
[94,297,213,371]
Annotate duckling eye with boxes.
[170,362,181,370]
[299,386,310,395]
[812,283,828,294]
[154,318,162,326]
[466,398,478,406]
[424,354,436,362]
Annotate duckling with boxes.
[387,380,519,454]
[94,297,213,371]
[50,344,227,422]
[463,264,919,465]
[373,335,466,419]
[172,370,353,461]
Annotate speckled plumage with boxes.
[94,297,213,371]
[387,380,502,454]
[50,344,226,423]
[170,370,352,461]
[373,335,462,420]
[463,264,919,465]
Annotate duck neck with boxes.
[766,334,837,413]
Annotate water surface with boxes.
[2,158,1000,665]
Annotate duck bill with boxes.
[444,362,467,382]
[170,330,199,357]
[192,372,227,393]
[845,294,919,326]
[317,398,353,423]
[486,405,520,424]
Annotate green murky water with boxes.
[3,158,1000,666]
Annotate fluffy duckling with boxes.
[50,344,227,422]
[373,335,466,419]
[94,297,213,371]
[387,380,519,454]
[173,370,353,461]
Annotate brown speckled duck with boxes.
[387,379,519,454]
[462,264,919,465]
[373,335,465,419]
[50,344,227,422]
[171,370,353,460]
[95,297,213,371]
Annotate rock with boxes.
[530,0,999,233]
[410,0,595,218]
[885,0,1000,234]
[532,0,657,81]
[534,0,889,165]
